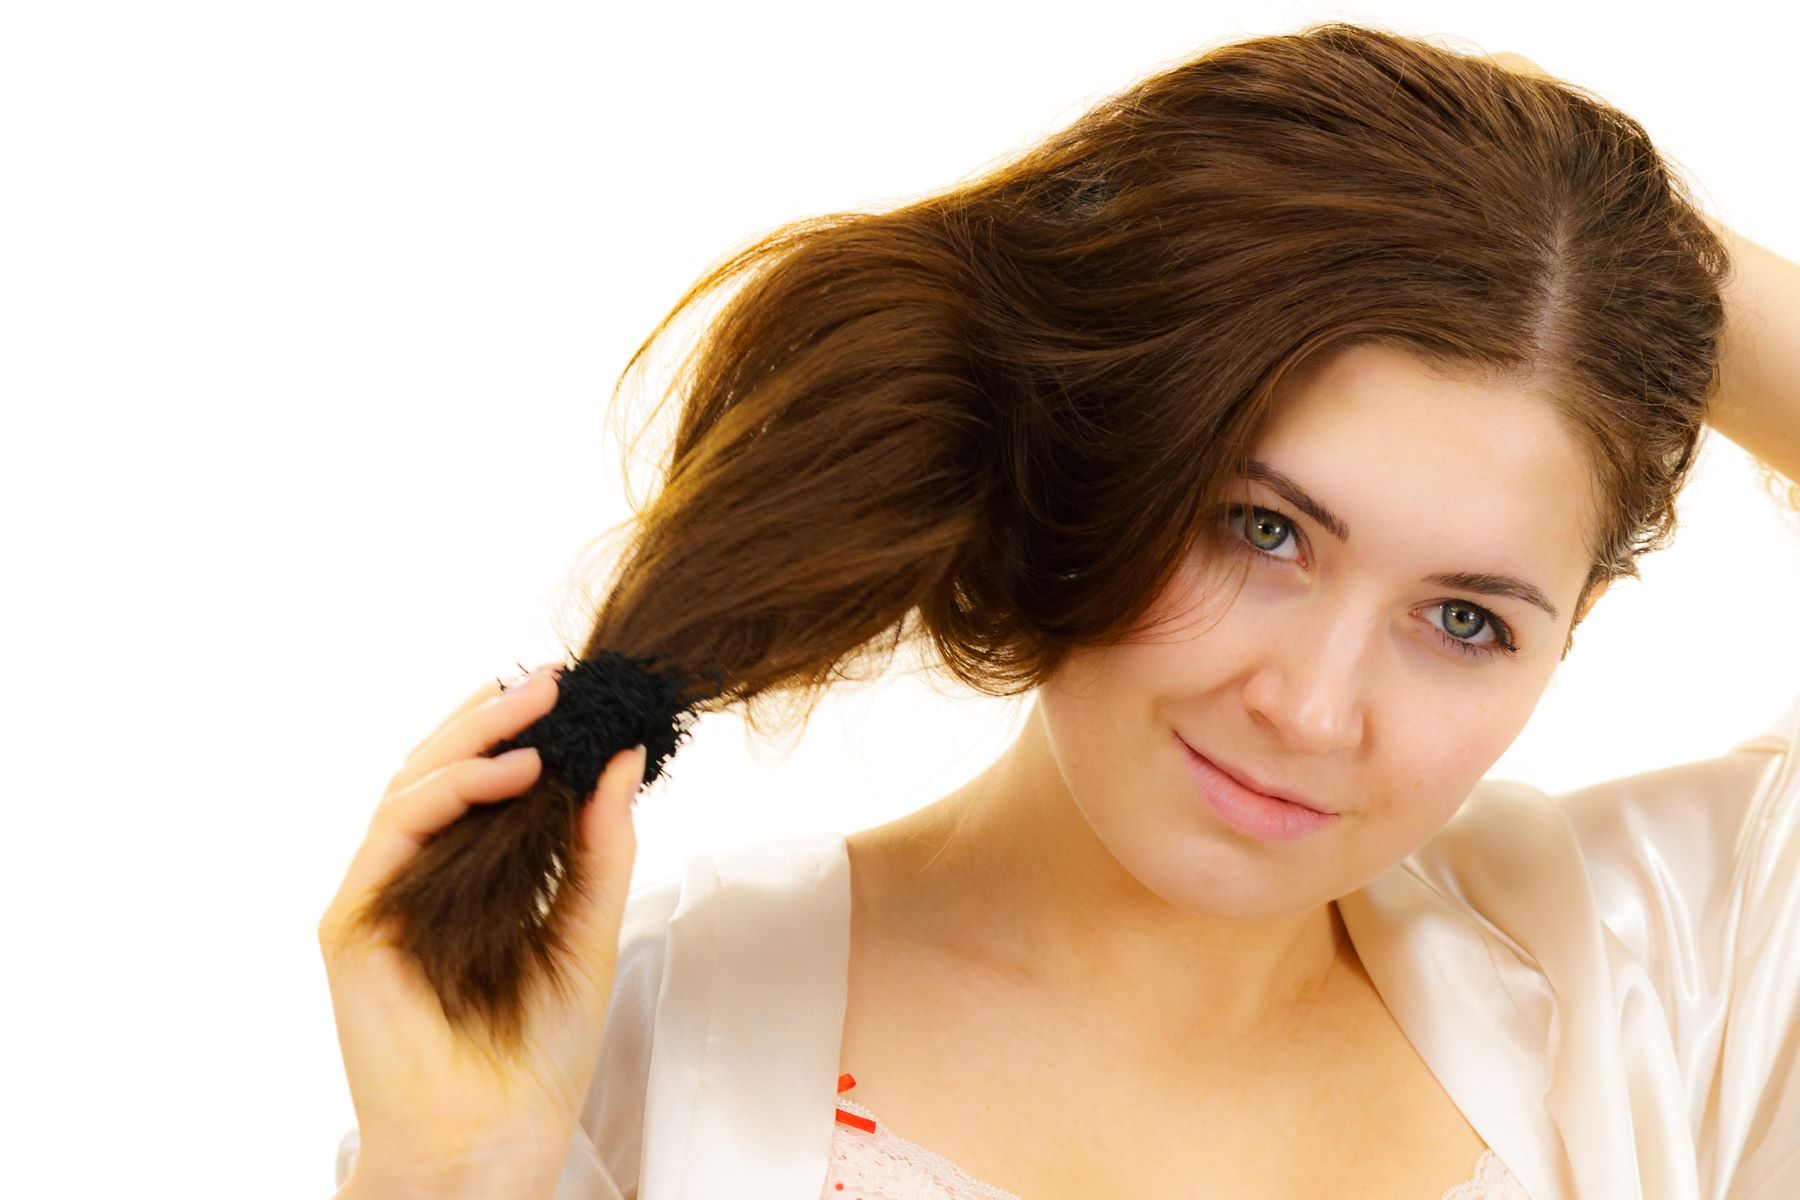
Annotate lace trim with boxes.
[826,1096,1024,1200]
[828,1092,1527,1199]
[1440,1149,1531,1199]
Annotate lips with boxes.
[1175,734,1336,815]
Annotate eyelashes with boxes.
[1218,503,1521,660]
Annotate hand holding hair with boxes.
[317,650,718,1195]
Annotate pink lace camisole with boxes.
[823,1073,1531,1199]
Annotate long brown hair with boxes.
[349,20,1735,1052]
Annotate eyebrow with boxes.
[1241,459,1560,623]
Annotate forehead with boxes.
[1252,342,1599,581]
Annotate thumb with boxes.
[559,744,645,997]
[584,743,644,887]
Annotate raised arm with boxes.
[1478,52,1797,488]
[1700,214,1800,486]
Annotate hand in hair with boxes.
[1480,50,1556,83]
[317,666,646,1199]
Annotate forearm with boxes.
[1700,213,1800,484]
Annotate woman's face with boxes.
[1038,340,1605,918]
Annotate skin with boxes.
[859,339,1611,1055]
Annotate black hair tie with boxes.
[490,649,724,795]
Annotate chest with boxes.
[836,918,1491,1199]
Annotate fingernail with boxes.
[508,665,555,692]
[630,744,647,798]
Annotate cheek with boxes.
[1421,681,1545,761]
[1037,671,1175,834]
[1372,714,1523,834]
[1044,651,1137,773]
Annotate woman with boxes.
[319,22,1800,1199]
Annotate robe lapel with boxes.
[1339,777,1699,1200]
[637,830,850,1199]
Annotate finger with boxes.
[323,750,544,946]
[583,744,644,886]
[554,745,647,1004]
[389,666,562,796]
[395,662,564,774]
[1487,51,1551,81]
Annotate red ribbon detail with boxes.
[833,1071,877,1132]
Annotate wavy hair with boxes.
[351,20,1736,1050]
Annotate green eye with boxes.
[1219,503,1521,661]
[1223,504,1301,560]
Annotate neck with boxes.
[883,698,1361,1053]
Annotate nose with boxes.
[1242,607,1369,755]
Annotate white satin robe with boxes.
[333,695,1800,1199]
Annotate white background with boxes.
[3,2,1795,1196]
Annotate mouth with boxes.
[1173,733,1337,816]
[1175,733,1342,842]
